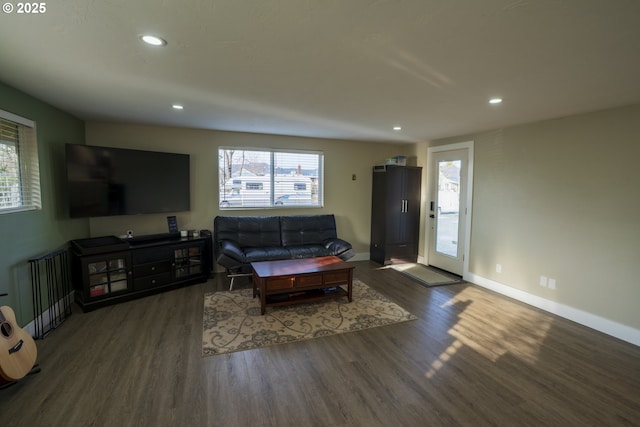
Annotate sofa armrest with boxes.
[218,240,245,261]
[324,238,355,260]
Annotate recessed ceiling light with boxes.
[489,98,503,104]
[172,104,184,110]
[140,35,167,46]
[393,126,402,131]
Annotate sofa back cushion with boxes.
[214,216,282,248]
[280,215,337,246]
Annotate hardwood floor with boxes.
[2,260,639,426]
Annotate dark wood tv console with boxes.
[70,232,212,312]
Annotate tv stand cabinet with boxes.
[70,232,212,312]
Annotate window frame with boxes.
[218,147,324,210]
[0,109,41,215]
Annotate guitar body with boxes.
[0,306,37,381]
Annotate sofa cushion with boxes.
[215,216,281,248]
[286,244,332,259]
[244,246,292,263]
[280,215,338,247]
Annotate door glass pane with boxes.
[108,259,125,270]
[89,274,108,286]
[90,285,108,297]
[88,261,107,274]
[110,280,127,292]
[436,160,461,257]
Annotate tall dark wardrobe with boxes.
[370,165,422,265]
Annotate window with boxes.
[218,147,324,209]
[0,109,41,214]
[246,182,264,191]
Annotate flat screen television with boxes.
[66,144,190,218]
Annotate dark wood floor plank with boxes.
[1,260,639,426]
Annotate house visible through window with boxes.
[0,109,41,214]
[218,147,324,208]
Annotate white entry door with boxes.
[427,146,471,276]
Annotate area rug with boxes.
[391,263,463,287]
[202,279,417,356]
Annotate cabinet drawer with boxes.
[134,273,172,291]
[132,246,173,264]
[324,270,350,285]
[133,261,171,277]
[295,273,323,288]
[266,277,295,291]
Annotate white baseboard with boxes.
[350,252,370,262]
[24,292,74,338]
[466,272,640,347]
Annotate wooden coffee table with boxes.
[251,256,354,315]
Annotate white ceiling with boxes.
[1,0,639,143]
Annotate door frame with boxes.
[423,141,474,279]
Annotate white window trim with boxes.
[0,109,35,127]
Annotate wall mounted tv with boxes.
[66,144,190,218]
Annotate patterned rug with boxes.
[202,279,417,356]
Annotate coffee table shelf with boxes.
[265,287,349,307]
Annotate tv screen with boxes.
[66,144,190,218]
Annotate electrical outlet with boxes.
[539,276,548,287]
[548,278,556,290]
[496,264,502,273]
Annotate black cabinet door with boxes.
[403,166,422,243]
[173,241,206,279]
[385,166,422,245]
[80,252,132,300]
[385,166,406,245]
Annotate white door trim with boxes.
[425,141,474,280]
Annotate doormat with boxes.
[391,263,463,287]
[202,279,417,356]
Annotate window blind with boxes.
[0,109,41,213]
[218,147,324,209]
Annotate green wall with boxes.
[0,82,88,326]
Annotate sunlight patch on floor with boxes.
[425,287,554,378]
[387,264,413,272]
[426,340,463,379]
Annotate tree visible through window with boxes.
[0,138,20,207]
[218,148,324,208]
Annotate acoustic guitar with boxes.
[0,306,38,382]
